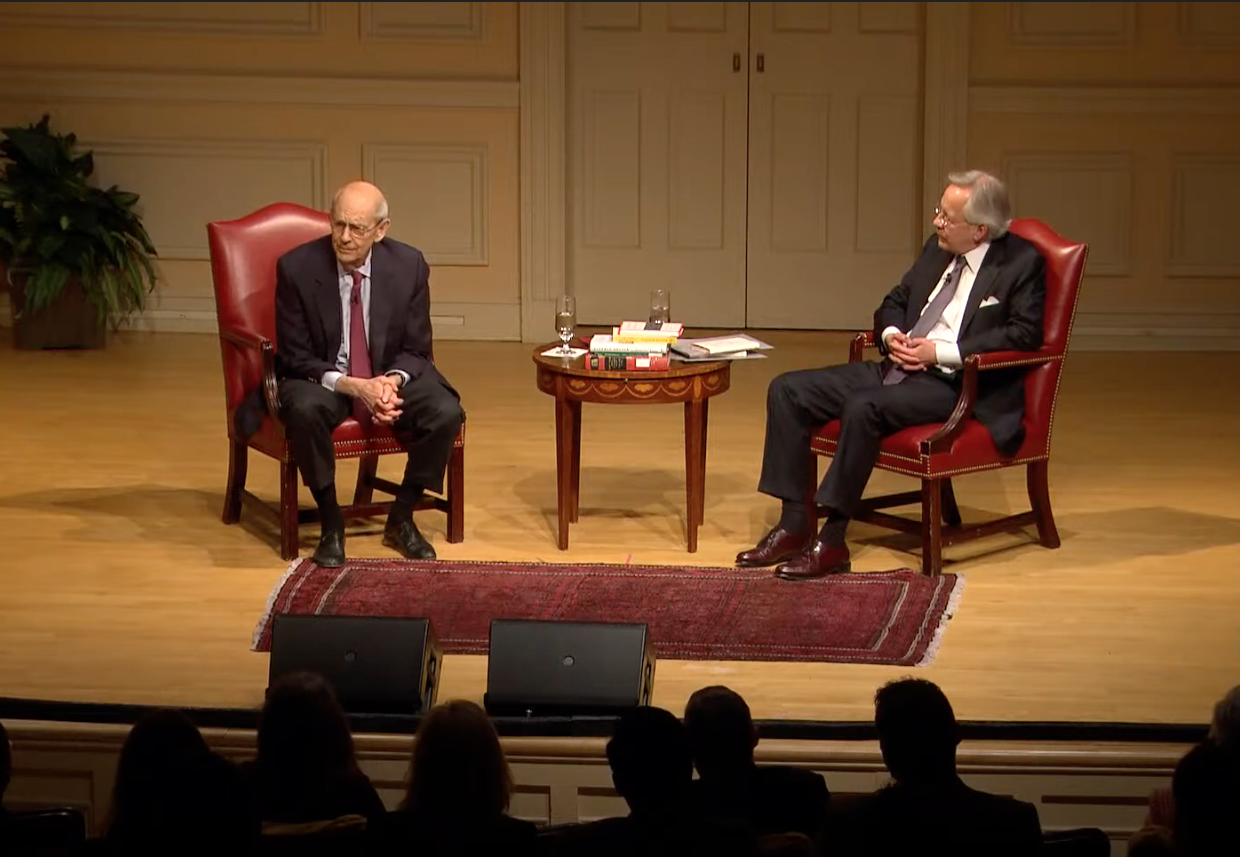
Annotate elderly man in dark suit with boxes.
[275,181,462,567]
[738,170,1046,580]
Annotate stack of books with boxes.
[587,321,683,370]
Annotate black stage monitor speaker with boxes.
[267,614,440,715]
[483,619,655,717]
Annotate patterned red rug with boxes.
[252,559,964,666]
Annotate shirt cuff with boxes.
[321,370,343,392]
[880,326,903,349]
[934,341,962,368]
[386,370,409,386]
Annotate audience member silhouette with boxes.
[1142,683,1240,836]
[379,699,537,856]
[684,685,829,840]
[0,719,10,825]
[244,671,386,829]
[93,708,257,856]
[550,705,757,857]
[825,678,1042,857]
[1168,740,1240,857]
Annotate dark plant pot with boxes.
[7,272,107,350]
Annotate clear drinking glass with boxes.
[555,295,577,355]
[649,288,671,324]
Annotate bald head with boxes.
[329,180,390,268]
[332,181,389,224]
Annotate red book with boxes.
[587,354,670,371]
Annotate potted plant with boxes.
[0,114,158,349]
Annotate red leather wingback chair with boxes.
[207,202,464,560]
[808,218,1087,576]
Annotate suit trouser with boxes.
[757,361,959,517]
[278,373,463,496]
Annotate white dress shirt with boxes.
[320,252,409,392]
[882,241,991,375]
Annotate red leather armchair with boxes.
[207,202,464,560]
[808,218,1087,576]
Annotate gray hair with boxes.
[1210,685,1240,749]
[947,170,1011,239]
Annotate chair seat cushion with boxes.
[810,418,1038,477]
[240,415,407,461]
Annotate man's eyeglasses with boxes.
[933,206,966,227]
[331,219,383,239]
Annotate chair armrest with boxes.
[971,349,1062,371]
[848,330,876,363]
[920,349,1059,454]
[219,329,280,419]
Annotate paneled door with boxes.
[567,2,750,327]
[745,2,924,329]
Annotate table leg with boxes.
[684,399,705,552]
[698,399,709,523]
[555,396,575,550]
[570,400,582,523]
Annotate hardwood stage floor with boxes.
[1,330,1237,727]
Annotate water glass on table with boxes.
[555,295,577,355]
[649,288,671,325]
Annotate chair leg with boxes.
[279,462,300,561]
[921,479,944,577]
[223,441,247,524]
[446,443,465,543]
[941,477,962,528]
[1027,460,1061,549]
[353,455,378,505]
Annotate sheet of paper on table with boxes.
[541,346,588,359]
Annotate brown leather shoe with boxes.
[775,542,851,580]
[736,526,813,568]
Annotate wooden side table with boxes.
[532,344,732,552]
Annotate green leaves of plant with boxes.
[0,113,159,328]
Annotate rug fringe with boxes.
[251,558,304,652]
[915,574,966,668]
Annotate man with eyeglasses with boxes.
[737,170,1046,580]
[274,180,462,567]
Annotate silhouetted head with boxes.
[403,699,513,821]
[1173,741,1240,856]
[684,685,758,778]
[0,719,11,799]
[257,671,359,785]
[874,678,960,784]
[1210,685,1240,753]
[107,708,215,840]
[606,706,694,816]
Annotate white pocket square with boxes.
[979,296,1001,307]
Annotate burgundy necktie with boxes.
[347,269,373,426]
[884,255,968,386]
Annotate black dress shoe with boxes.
[736,526,813,567]
[383,519,436,560]
[312,530,346,568]
[775,541,851,580]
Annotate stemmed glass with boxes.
[555,295,577,355]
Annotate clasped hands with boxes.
[885,332,938,371]
[339,374,404,425]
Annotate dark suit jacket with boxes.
[824,779,1043,857]
[876,232,1046,457]
[234,235,454,438]
[691,764,829,839]
[274,235,452,392]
